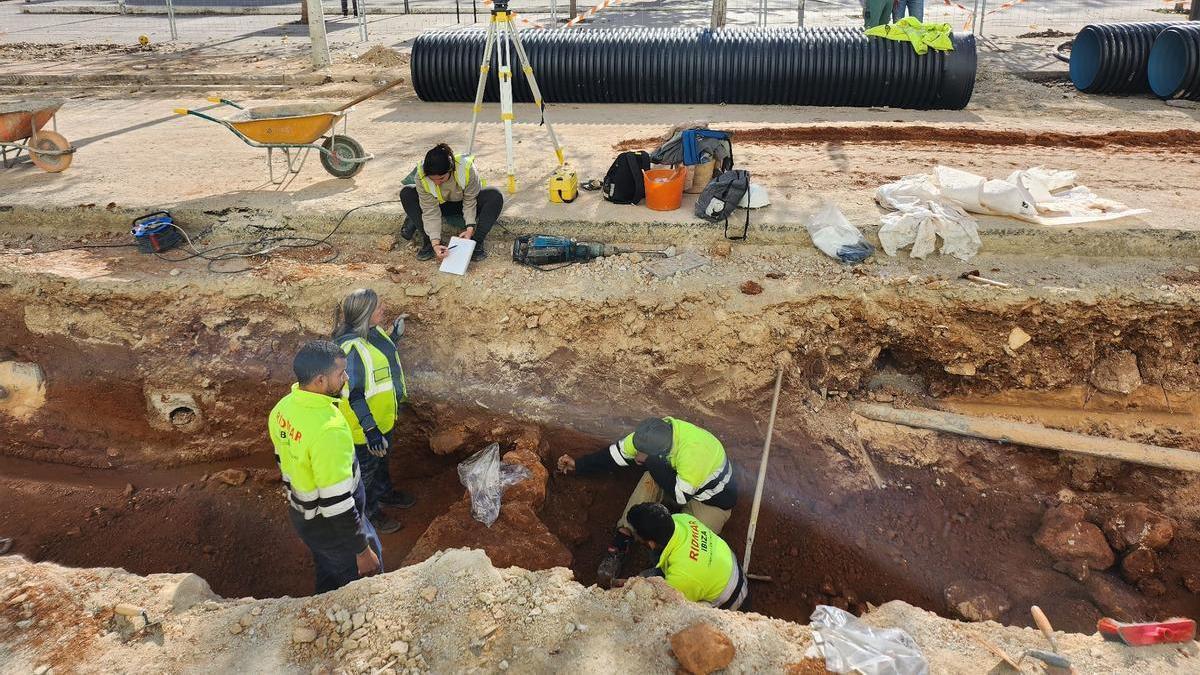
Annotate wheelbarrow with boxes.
[174,97,373,184]
[1,99,76,173]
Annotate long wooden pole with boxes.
[853,403,1200,473]
[743,369,784,577]
[337,77,406,112]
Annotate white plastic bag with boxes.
[808,605,929,675]
[457,443,531,527]
[805,202,875,263]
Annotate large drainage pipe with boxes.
[1069,22,1183,94]
[412,27,977,110]
[1148,24,1200,100]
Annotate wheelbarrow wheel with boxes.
[29,131,73,173]
[320,135,366,179]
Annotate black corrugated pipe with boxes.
[411,27,977,111]
[1148,23,1200,100]
[1069,22,1184,94]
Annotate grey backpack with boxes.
[695,169,751,240]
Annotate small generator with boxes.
[131,211,183,254]
[548,165,579,204]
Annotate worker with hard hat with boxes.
[332,288,414,536]
[557,416,737,587]
[399,143,504,262]
[623,502,749,611]
[269,340,383,593]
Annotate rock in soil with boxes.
[1085,573,1149,621]
[739,280,764,295]
[670,622,735,675]
[1103,503,1176,552]
[1089,350,1142,395]
[1120,547,1161,585]
[1034,504,1114,570]
[212,469,247,486]
[944,579,1012,622]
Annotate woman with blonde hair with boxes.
[331,288,414,534]
[399,142,504,262]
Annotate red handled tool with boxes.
[1098,617,1196,646]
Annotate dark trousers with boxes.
[289,461,383,594]
[354,432,394,520]
[341,0,358,15]
[399,185,503,250]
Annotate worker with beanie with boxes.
[399,143,504,262]
[556,416,737,587]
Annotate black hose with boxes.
[1148,24,1200,101]
[412,27,977,111]
[1069,22,1185,94]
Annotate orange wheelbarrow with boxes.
[174,97,373,184]
[1,100,76,173]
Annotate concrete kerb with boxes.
[4,203,1199,260]
[0,72,335,87]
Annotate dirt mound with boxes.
[2,551,1195,673]
[354,46,405,68]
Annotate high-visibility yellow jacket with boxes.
[337,326,408,446]
[655,513,746,609]
[601,417,736,509]
[268,384,367,552]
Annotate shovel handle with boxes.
[1031,605,1059,652]
[337,77,405,112]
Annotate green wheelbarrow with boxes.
[175,97,372,184]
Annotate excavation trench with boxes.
[1,244,1199,635]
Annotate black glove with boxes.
[365,427,389,457]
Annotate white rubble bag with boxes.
[807,605,929,675]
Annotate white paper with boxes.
[438,236,475,276]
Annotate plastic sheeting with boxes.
[875,165,1149,261]
[807,605,929,675]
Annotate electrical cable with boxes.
[11,200,404,274]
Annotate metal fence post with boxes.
[305,0,332,69]
[358,0,368,41]
[977,0,987,36]
[165,0,178,40]
[797,0,805,27]
[1191,0,1199,21]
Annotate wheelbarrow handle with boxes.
[174,108,223,125]
[206,97,244,110]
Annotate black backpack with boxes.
[695,169,751,240]
[602,151,651,204]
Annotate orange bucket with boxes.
[644,167,685,211]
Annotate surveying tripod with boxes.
[466,0,566,193]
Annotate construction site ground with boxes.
[3,33,1200,675]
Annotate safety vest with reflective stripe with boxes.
[416,154,478,204]
[338,326,408,445]
[608,417,731,505]
[268,384,360,521]
[657,514,741,606]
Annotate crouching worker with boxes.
[399,143,503,262]
[556,416,737,587]
[269,340,383,594]
[624,502,749,611]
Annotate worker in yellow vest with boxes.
[557,417,737,587]
[268,340,383,593]
[399,143,504,262]
[624,502,749,610]
[332,288,413,536]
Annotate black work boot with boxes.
[596,531,633,589]
[416,233,435,261]
[400,216,417,241]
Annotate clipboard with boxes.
[438,236,476,276]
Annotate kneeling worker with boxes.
[557,416,737,586]
[625,502,749,611]
[269,340,383,594]
[399,143,504,262]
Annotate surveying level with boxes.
[466,0,566,194]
